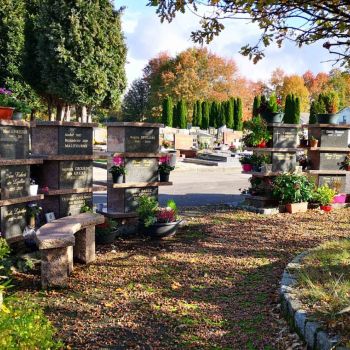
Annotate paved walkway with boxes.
[93,163,250,208]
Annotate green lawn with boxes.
[14,206,350,349]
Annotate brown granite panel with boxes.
[0,204,27,240]
[0,125,29,159]
[31,126,58,155]
[107,126,125,153]
[31,161,59,190]
[59,192,93,217]
[0,165,30,199]
[41,196,60,220]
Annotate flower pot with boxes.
[263,112,284,123]
[320,205,332,212]
[300,139,308,147]
[309,139,318,148]
[29,184,38,196]
[28,216,36,228]
[242,164,253,172]
[285,202,308,214]
[159,173,170,182]
[317,113,338,124]
[112,173,124,184]
[0,107,14,120]
[141,220,182,238]
[12,111,23,120]
[261,164,272,173]
[333,194,346,204]
[257,140,267,148]
[252,165,261,172]
[96,230,117,245]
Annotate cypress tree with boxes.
[192,101,197,126]
[201,101,210,129]
[293,96,301,124]
[226,99,234,129]
[269,93,278,113]
[217,102,226,127]
[284,94,293,123]
[235,98,243,130]
[252,95,261,117]
[173,102,179,128]
[210,101,218,128]
[196,100,202,127]
[179,99,187,129]
[309,101,318,124]
[162,96,173,126]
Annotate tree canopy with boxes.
[150,1,350,67]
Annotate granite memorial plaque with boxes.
[124,158,158,183]
[58,127,93,155]
[0,204,27,239]
[320,129,349,148]
[272,127,298,148]
[125,187,158,213]
[59,161,93,189]
[272,152,296,172]
[0,126,29,159]
[319,152,346,170]
[0,165,29,199]
[59,193,93,217]
[125,127,159,153]
[318,175,347,193]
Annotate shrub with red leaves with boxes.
[156,208,176,223]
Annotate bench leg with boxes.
[41,246,71,289]
[67,246,74,274]
[74,227,95,264]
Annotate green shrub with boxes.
[312,185,336,206]
[242,116,271,146]
[273,173,314,204]
[136,195,159,227]
[0,297,63,349]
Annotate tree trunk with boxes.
[81,106,87,123]
[87,107,92,123]
[56,105,64,121]
[64,105,71,121]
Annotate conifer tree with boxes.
[173,102,179,127]
[210,101,219,128]
[235,98,243,130]
[201,101,210,129]
[196,100,202,127]
[252,95,261,117]
[284,94,293,123]
[309,101,318,124]
[179,99,188,129]
[293,97,301,124]
[217,102,226,127]
[161,96,173,126]
[192,101,197,126]
[226,99,234,129]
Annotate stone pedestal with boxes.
[74,226,95,264]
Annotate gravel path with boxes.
[15,207,350,349]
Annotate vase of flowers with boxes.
[109,155,126,183]
[159,155,175,182]
[26,204,42,228]
[0,88,15,120]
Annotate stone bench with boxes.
[35,213,104,288]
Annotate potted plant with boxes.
[239,154,253,172]
[29,180,39,196]
[95,218,118,244]
[242,117,272,148]
[312,185,336,212]
[137,196,182,238]
[339,154,350,171]
[26,204,42,228]
[272,173,314,213]
[250,154,271,172]
[0,88,15,120]
[109,155,126,184]
[259,94,284,123]
[12,100,31,120]
[329,179,347,204]
[316,91,339,124]
[309,136,318,148]
[159,155,175,182]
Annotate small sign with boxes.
[45,212,56,223]
[58,127,93,155]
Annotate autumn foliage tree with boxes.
[281,75,309,112]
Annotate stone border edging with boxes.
[280,252,349,350]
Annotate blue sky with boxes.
[114,1,336,87]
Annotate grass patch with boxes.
[296,239,350,343]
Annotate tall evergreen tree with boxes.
[196,100,202,127]
[192,101,197,126]
[217,102,226,127]
[226,99,234,129]
[309,101,318,124]
[234,98,243,130]
[293,97,301,124]
[284,94,293,123]
[161,96,173,126]
[201,101,210,129]
[173,102,179,127]
[24,0,127,120]
[210,101,219,128]
[252,95,261,118]
[269,93,278,113]
[178,99,187,129]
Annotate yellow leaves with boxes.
[171,281,182,290]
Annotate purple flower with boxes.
[0,88,12,95]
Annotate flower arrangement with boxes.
[159,155,175,174]
[109,155,126,183]
[0,88,31,114]
[242,116,272,147]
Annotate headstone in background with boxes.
[174,134,195,150]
